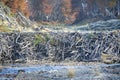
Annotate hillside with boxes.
[1,0,120,25]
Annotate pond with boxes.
[0,63,120,80]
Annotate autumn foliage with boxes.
[1,0,30,17]
[1,0,120,24]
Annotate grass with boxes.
[49,38,57,46]
[33,34,45,45]
[33,33,62,46]
[0,25,12,32]
[101,53,114,64]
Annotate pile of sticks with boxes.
[0,31,120,63]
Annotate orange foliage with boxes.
[1,0,119,24]
[1,0,30,17]
[62,0,79,24]
[42,0,53,15]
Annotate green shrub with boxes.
[86,33,97,39]
[49,38,62,46]
[49,38,57,46]
[33,34,45,45]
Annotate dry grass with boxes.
[101,53,115,64]
[0,25,11,32]
[67,68,75,78]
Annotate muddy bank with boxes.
[0,31,120,63]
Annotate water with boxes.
[0,63,120,80]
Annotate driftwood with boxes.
[0,31,120,63]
